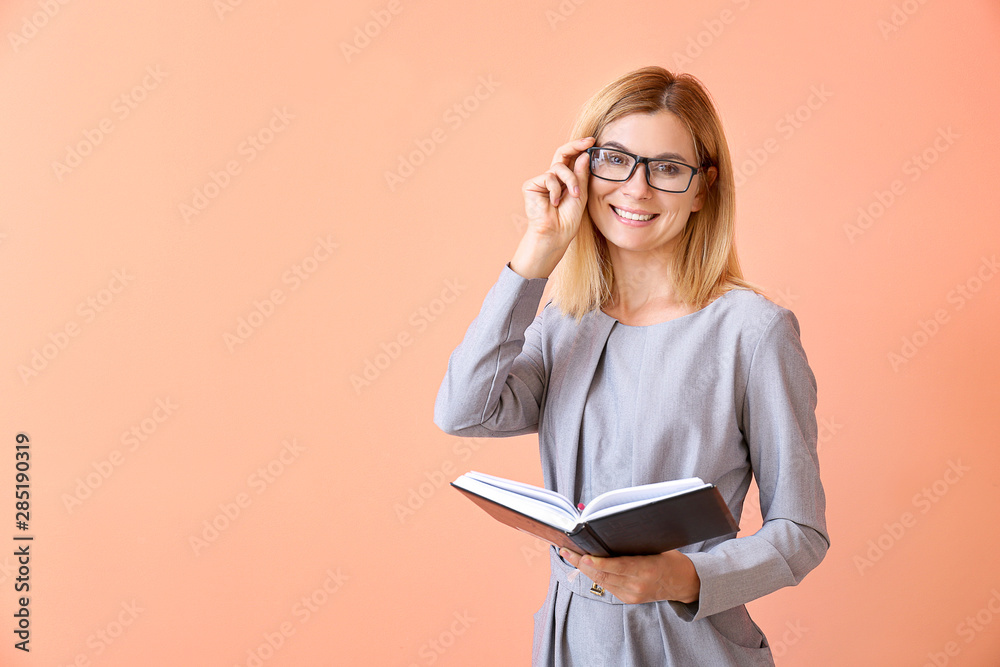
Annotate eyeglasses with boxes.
[585,147,702,193]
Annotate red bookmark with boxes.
[577,502,586,510]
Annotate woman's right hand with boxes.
[510,137,595,279]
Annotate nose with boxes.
[620,162,652,199]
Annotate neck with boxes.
[604,243,686,316]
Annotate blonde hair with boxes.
[550,66,760,320]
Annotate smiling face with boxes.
[587,111,710,258]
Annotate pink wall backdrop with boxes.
[3,0,999,664]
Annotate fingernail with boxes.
[573,186,579,196]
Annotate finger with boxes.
[578,554,626,577]
[550,136,596,167]
[581,554,634,576]
[548,162,581,198]
[559,548,583,567]
[542,172,566,207]
[522,175,551,197]
[576,556,630,590]
[522,172,564,207]
[572,151,591,199]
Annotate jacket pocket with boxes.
[706,605,771,652]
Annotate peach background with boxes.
[2,0,999,665]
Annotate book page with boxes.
[580,478,708,521]
[453,474,579,531]
[462,471,579,517]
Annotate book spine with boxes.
[569,526,613,558]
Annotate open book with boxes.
[451,471,739,557]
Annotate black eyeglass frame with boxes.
[585,146,705,193]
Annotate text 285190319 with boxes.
[14,432,32,652]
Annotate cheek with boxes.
[588,180,613,208]
[587,197,600,218]
[587,191,607,218]
[585,199,611,239]
[687,194,703,214]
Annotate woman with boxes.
[434,66,828,666]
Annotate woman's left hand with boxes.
[558,548,701,605]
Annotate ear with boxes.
[691,166,717,213]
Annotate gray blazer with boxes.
[435,265,829,666]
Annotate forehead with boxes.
[598,111,696,160]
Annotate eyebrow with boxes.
[600,141,692,163]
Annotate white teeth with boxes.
[613,206,654,221]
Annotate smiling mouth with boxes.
[611,205,657,222]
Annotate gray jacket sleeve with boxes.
[670,309,830,621]
[434,264,549,437]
